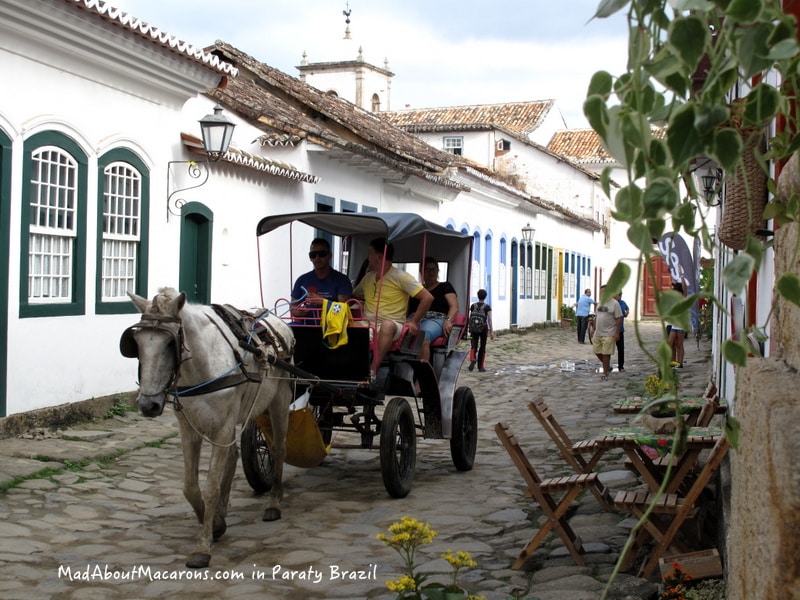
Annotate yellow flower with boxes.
[378,515,437,550]
[386,575,417,593]
[442,549,477,570]
[441,549,477,591]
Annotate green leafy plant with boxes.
[585,0,800,383]
[560,304,576,321]
[377,516,485,600]
[581,2,800,597]
[104,398,135,419]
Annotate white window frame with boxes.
[28,146,77,303]
[101,162,141,301]
[443,136,464,155]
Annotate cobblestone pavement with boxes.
[0,320,716,600]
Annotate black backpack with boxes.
[468,303,487,334]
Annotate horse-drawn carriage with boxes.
[240,211,478,498]
[120,211,477,567]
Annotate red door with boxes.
[642,257,672,316]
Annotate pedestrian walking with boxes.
[593,285,622,380]
[615,291,630,371]
[575,289,595,344]
[468,289,494,372]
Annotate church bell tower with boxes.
[296,4,393,112]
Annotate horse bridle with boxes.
[119,313,188,398]
[121,310,270,407]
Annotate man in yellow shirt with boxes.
[354,238,433,366]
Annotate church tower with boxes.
[296,4,393,112]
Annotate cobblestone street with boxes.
[0,320,716,600]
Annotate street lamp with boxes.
[167,106,236,220]
[521,222,535,242]
[199,105,236,162]
[700,167,722,207]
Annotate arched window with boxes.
[471,230,481,300]
[484,231,493,302]
[371,93,381,112]
[97,148,150,313]
[498,237,507,300]
[21,131,87,317]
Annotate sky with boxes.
[108,0,630,129]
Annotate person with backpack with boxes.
[468,289,494,372]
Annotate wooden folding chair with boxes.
[527,397,613,510]
[690,381,723,427]
[614,435,730,579]
[494,422,597,568]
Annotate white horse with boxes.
[121,287,293,568]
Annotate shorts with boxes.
[592,336,616,355]
[354,317,405,342]
[419,318,445,343]
[377,319,405,341]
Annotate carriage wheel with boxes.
[240,420,275,494]
[379,397,416,498]
[450,386,477,471]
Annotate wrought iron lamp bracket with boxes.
[167,160,210,221]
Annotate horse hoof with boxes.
[213,520,227,541]
[186,553,211,569]
[262,507,282,522]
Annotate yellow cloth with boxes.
[256,409,330,469]
[321,300,352,349]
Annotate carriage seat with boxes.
[389,324,425,356]
[387,312,466,357]
[431,313,466,350]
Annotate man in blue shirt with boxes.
[614,291,630,371]
[291,238,353,320]
[575,289,595,344]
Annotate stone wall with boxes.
[726,157,800,599]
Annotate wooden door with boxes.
[179,203,213,304]
[642,256,672,316]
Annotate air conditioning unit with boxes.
[496,139,511,151]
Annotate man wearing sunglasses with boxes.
[290,238,353,320]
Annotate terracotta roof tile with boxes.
[209,42,473,191]
[547,129,615,164]
[205,43,601,231]
[381,101,554,136]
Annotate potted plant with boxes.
[560,304,576,329]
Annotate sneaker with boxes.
[478,368,486,372]
[600,375,608,381]
[618,367,625,372]
[468,360,476,371]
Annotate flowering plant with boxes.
[660,561,691,600]
[644,374,671,398]
[643,362,681,400]
[377,516,485,600]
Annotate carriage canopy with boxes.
[256,212,474,314]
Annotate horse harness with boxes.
[119,304,293,403]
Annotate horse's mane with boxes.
[144,286,180,315]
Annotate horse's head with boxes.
[121,288,187,418]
